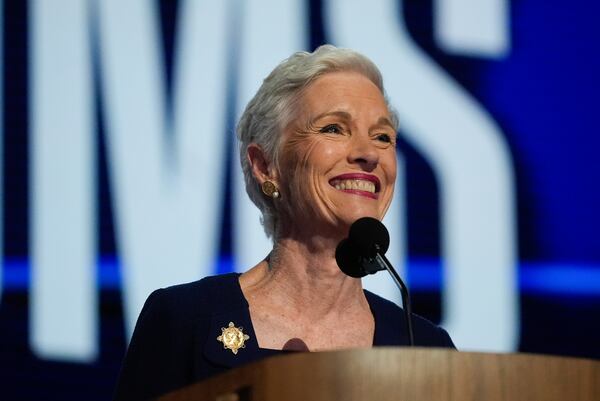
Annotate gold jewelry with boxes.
[217,322,250,355]
[261,180,280,199]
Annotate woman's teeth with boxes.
[331,179,376,193]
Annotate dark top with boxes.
[113,273,455,401]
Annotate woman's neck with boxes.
[241,235,367,320]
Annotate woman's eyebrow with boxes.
[374,116,395,130]
[312,110,352,122]
[310,111,395,131]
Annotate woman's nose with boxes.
[348,133,379,171]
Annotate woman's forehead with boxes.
[299,72,389,118]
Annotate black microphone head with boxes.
[335,239,367,278]
[348,217,390,256]
[335,217,391,278]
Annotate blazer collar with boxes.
[198,274,407,369]
[198,273,281,368]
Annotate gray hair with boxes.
[236,44,398,239]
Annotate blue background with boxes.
[1,1,599,400]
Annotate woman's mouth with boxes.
[329,174,380,199]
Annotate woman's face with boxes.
[277,71,397,237]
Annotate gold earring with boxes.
[261,181,280,199]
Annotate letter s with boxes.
[326,0,518,352]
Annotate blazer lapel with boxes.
[365,290,408,346]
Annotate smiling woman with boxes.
[112,45,455,401]
[274,72,398,234]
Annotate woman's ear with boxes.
[247,143,277,185]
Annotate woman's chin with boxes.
[334,210,381,232]
[282,207,383,239]
[337,197,386,222]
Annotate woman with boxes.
[113,45,454,401]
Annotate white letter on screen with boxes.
[326,0,518,351]
[434,0,509,57]
[232,0,307,271]
[97,0,230,338]
[30,0,97,361]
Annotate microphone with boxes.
[335,217,415,346]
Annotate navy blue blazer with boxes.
[113,273,454,401]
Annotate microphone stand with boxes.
[373,245,415,346]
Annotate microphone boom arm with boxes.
[374,246,415,346]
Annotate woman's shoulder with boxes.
[155,272,242,300]
[145,272,244,317]
[113,273,244,401]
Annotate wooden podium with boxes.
[158,348,600,401]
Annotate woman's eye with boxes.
[376,133,393,143]
[319,124,342,134]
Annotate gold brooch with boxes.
[217,322,250,354]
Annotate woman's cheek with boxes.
[278,134,347,227]
[278,140,318,220]
[380,152,397,217]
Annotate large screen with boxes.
[1,1,599,400]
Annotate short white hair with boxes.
[236,44,398,239]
